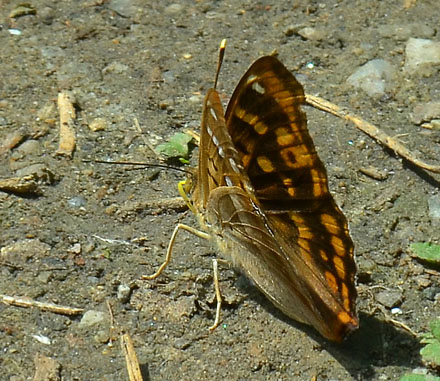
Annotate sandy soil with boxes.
[1,1,439,380]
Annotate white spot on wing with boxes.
[247,74,257,84]
[210,107,218,121]
[229,157,240,173]
[212,134,219,147]
[217,145,225,158]
[252,81,265,94]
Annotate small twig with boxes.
[92,234,134,246]
[56,91,76,157]
[106,300,116,347]
[374,305,418,337]
[121,333,144,381]
[306,94,440,174]
[1,294,83,316]
[386,317,418,337]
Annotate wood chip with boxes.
[56,91,76,157]
[0,175,40,195]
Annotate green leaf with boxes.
[421,341,440,366]
[410,242,440,264]
[155,132,193,160]
[99,248,112,260]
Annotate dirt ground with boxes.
[1,1,439,380]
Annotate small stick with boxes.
[121,333,144,381]
[306,94,440,174]
[1,294,83,316]
[56,91,76,157]
[106,300,116,347]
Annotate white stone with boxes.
[404,38,440,74]
[347,59,396,98]
[79,310,106,328]
[428,195,440,220]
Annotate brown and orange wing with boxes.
[223,56,358,340]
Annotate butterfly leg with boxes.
[209,258,223,331]
[141,223,210,280]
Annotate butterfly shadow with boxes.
[237,278,422,379]
[316,312,422,379]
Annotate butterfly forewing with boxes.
[194,89,256,211]
[192,55,357,342]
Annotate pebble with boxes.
[162,70,175,83]
[79,310,106,328]
[346,59,396,98]
[297,27,324,41]
[415,275,431,289]
[117,284,132,303]
[67,196,87,208]
[68,243,82,254]
[16,164,55,185]
[284,25,301,37]
[404,38,440,75]
[102,62,129,75]
[1,239,51,263]
[88,117,107,132]
[410,101,440,125]
[428,195,440,221]
[375,289,403,308]
[14,139,41,156]
[422,285,440,301]
[39,6,55,25]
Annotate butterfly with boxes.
[150,44,358,342]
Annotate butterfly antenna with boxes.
[83,159,192,176]
[213,39,227,89]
